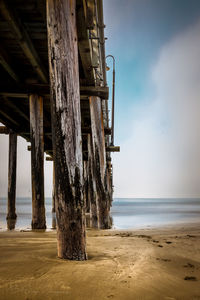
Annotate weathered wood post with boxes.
[7,131,17,222]
[89,96,111,229]
[83,160,90,228]
[52,161,56,229]
[88,134,99,228]
[106,161,113,226]
[47,0,87,260]
[83,160,89,213]
[29,94,46,229]
[52,161,55,213]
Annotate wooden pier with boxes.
[0,0,119,260]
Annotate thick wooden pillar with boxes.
[29,94,46,229]
[88,134,99,228]
[47,0,86,260]
[52,161,56,213]
[7,131,17,221]
[106,163,113,226]
[89,96,111,229]
[83,160,90,214]
[52,161,56,229]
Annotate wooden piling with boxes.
[47,0,86,260]
[7,131,17,221]
[52,161,55,213]
[88,134,99,228]
[89,96,111,229]
[29,94,46,229]
[83,160,90,214]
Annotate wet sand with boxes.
[0,224,200,300]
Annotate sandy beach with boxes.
[0,224,200,300]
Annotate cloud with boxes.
[113,19,200,198]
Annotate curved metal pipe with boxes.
[106,55,115,146]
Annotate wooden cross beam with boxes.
[46,156,53,161]
[80,86,109,99]
[4,128,110,136]
[27,145,53,153]
[0,84,109,99]
[0,125,9,134]
[81,126,111,134]
[106,146,120,152]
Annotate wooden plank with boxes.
[0,83,50,98]
[0,126,9,134]
[7,131,17,222]
[86,0,95,29]
[28,145,53,153]
[0,92,28,99]
[81,127,111,135]
[29,94,46,229]
[80,86,109,99]
[106,146,120,152]
[0,45,20,82]
[0,84,108,98]
[76,0,95,85]
[47,0,86,260]
[0,0,48,83]
[10,127,112,137]
[46,156,53,161]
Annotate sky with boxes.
[104,0,200,198]
[1,0,200,198]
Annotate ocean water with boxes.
[0,197,53,231]
[111,198,200,229]
[0,197,200,231]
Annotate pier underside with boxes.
[0,0,117,259]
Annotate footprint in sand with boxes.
[156,258,171,262]
[161,258,171,262]
[184,276,197,281]
[183,263,195,268]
